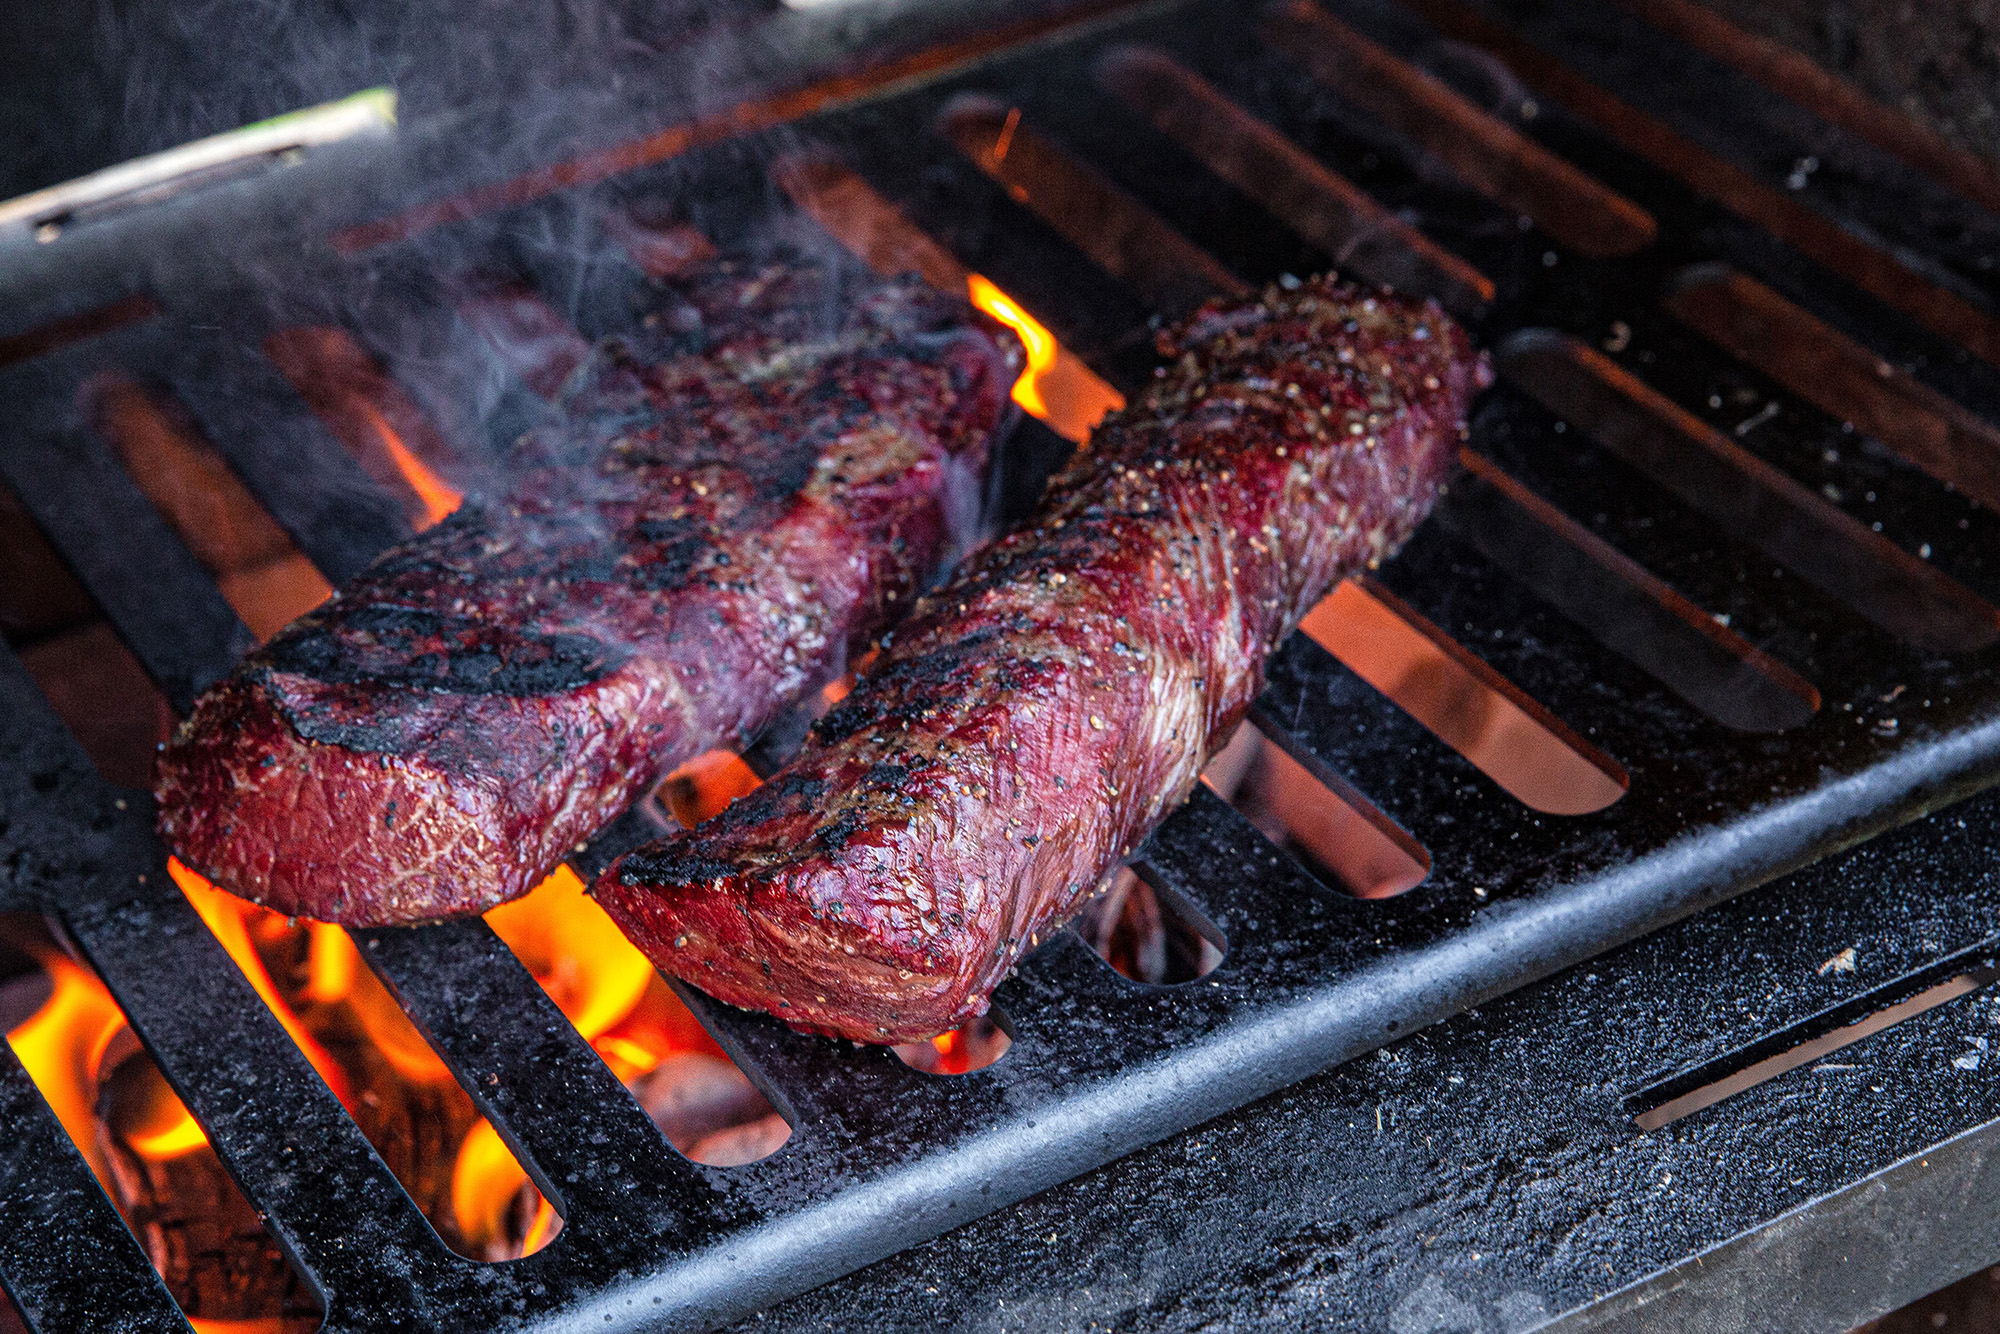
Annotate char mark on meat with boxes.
[596,275,1489,1043]
[155,257,1020,925]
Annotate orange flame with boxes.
[657,750,763,829]
[485,866,654,1044]
[165,862,551,1257]
[169,860,354,1108]
[304,920,355,1003]
[123,1086,213,1159]
[170,860,447,1087]
[520,1197,561,1254]
[456,864,714,1243]
[357,398,461,529]
[966,273,1057,419]
[773,157,1119,443]
[964,274,1123,441]
[6,941,135,1181]
[160,852,740,1256]
[924,1028,980,1075]
[990,107,1022,165]
[450,1119,533,1254]
[6,938,301,1329]
[14,794,769,1268]
[4,932,259,1324]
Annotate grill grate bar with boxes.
[0,1039,188,1334]
[0,648,460,1329]
[1608,0,2000,219]
[354,920,702,1234]
[1495,330,2000,653]
[149,328,413,585]
[1664,263,2000,514]
[0,339,253,714]
[59,873,462,1322]
[939,93,1251,314]
[0,648,186,1333]
[1093,44,1494,315]
[1399,0,2000,369]
[1263,1,1657,256]
[1438,448,1819,732]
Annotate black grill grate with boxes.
[4,0,2000,1328]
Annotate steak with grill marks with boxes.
[596,276,1488,1042]
[155,260,1019,925]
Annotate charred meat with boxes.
[596,276,1487,1042]
[156,261,1018,925]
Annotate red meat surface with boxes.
[597,276,1488,1042]
[156,261,1017,924]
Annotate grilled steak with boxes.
[156,260,1018,925]
[596,277,1487,1042]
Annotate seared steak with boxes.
[156,261,1018,925]
[596,277,1487,1042]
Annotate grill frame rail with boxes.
[5,0,2000,1328]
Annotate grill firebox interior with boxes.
[4,0,2000,1329]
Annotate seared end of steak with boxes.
[156,677,589,923]
[598,276,1487,1043]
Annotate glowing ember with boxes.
[659,750,763,829]
[892,1013,1011,1075]
[990,106,1023,164]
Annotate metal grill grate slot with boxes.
[1440,447,1820,731]
[1607,0,2000,219]
[1263,1,1657,256]
[1664,263,2000,514]
[1093,45,1494,314]
[1497,329,2000,652]
[1400,0,2000,369]
[939,93,1251,315]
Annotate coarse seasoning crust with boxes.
[596,275,1490,1042]
[155,260,1018,925]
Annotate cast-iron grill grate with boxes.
[5,0,2000,1328]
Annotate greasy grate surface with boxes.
[744,786,2000,1332]
[4,0,2000,1328]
